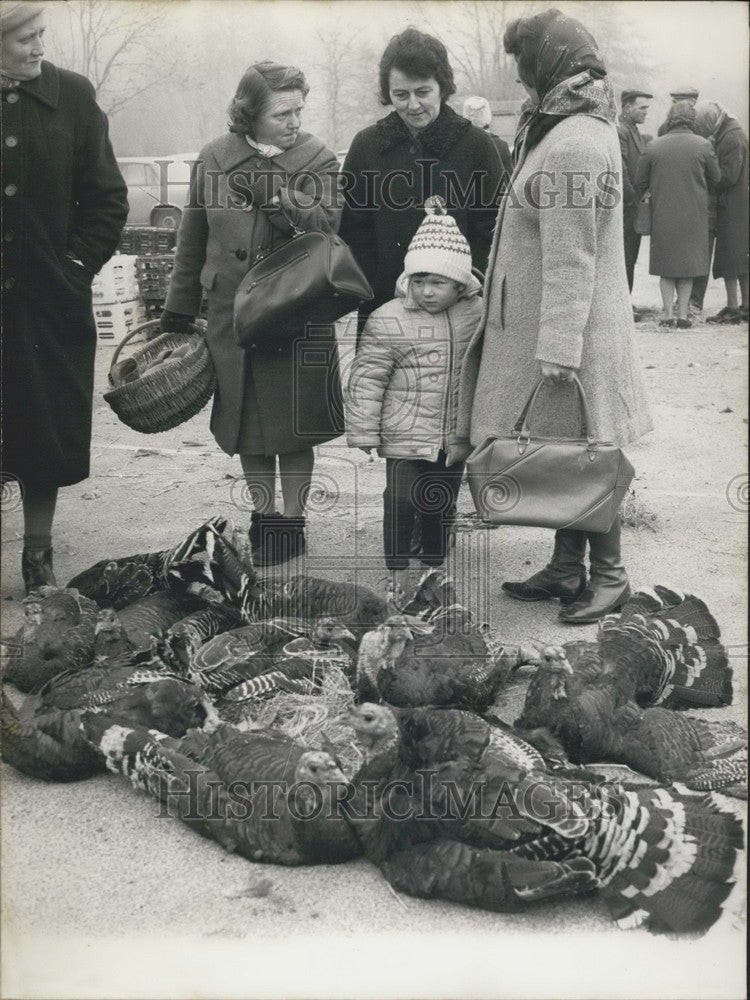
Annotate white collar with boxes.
[245,135,284,158]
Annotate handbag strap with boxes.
[513,374,597,445]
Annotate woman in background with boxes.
[634,101,720,329]
[694,101,749,324]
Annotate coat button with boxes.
[4,231,14,242]
[5,136,18,147]
[4,277,16,290]
[6,92,19,103]
[235,249,248,261]
[429,373,438,382]
[4,184,17,196]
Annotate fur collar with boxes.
[375,104,472,157]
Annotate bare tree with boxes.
[311,28,383,150]
[47,0,183,117]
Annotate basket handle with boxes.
[109,319,203,366]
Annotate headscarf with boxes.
[693,101,729,139]
[509,9,616,158]
[463,96,492,128]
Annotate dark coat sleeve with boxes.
[339,132,374,271]
[164,150,209,317]
[66,77,128,274]
[714,131,745,191]
[617,125,635,208]
[633,147,652,199]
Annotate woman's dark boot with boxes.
[559,518,631,624]
[502,529,587,605]
[254,515,306,567]
[22,547,57,594]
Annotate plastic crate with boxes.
[94,300,145,342]
[93,255,139,304]
[118,226,177,255]
[136,254,176,303]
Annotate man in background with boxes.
[617,89,653,293]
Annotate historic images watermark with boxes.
[153,767,627,825]
[147,158,622,213]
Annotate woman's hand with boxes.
[540,362,577,385]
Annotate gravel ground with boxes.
[1,252,747,999]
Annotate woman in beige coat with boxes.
[458,9,652,624]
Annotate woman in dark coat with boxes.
[634,101,720,328]
[694,101,749,323]
[339,28,503,333]
[162,62,342,565]
[0,1,128,593]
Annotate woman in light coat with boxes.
[162,62,342,566]
[458,8,652,624]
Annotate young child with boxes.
[345,199,482,593]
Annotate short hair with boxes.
[378,27,456,105]
[621,90,652,109]
[666,99,697,132]
[228,61,309,137]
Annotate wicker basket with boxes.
[103,319,216,433]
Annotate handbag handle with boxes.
[513,374,598,450]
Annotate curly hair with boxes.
[228,61,310,137]
[378,27,456,105]
[665,99,697,132]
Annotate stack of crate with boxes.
[92,255,144,343]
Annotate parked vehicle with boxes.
[116,154,197,228]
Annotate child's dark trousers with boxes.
[383,451,464,570]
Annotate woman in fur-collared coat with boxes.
[458,9,652,625]
[162,61,342,566]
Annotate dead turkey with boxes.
[1,677,211,783]
[81,716,363,865]
[339,703,744,935]
[1,587,99,693]
[66,517,256,610]
[515,587,741,788]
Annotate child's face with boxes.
[410,274,464,313]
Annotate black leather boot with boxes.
[559,518,631,624]
[22,546,57,594]
[249,511,264,557]
[502,529,587,604]
[254,515,306,567]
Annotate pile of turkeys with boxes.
[1,517,746,936]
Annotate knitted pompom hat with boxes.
[403,196,473,286]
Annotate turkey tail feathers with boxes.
[602,787,743,935]
[601,586,733,708]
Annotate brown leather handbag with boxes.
[233,220,373,350]
[466,375,634,533]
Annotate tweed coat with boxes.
[711,118,749,278]
[165,130,343,456]
[458,115,653,451]
[0,62,128,488]
[345,283,482,465]
[634,127,721,277]
[339,105,503,324]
